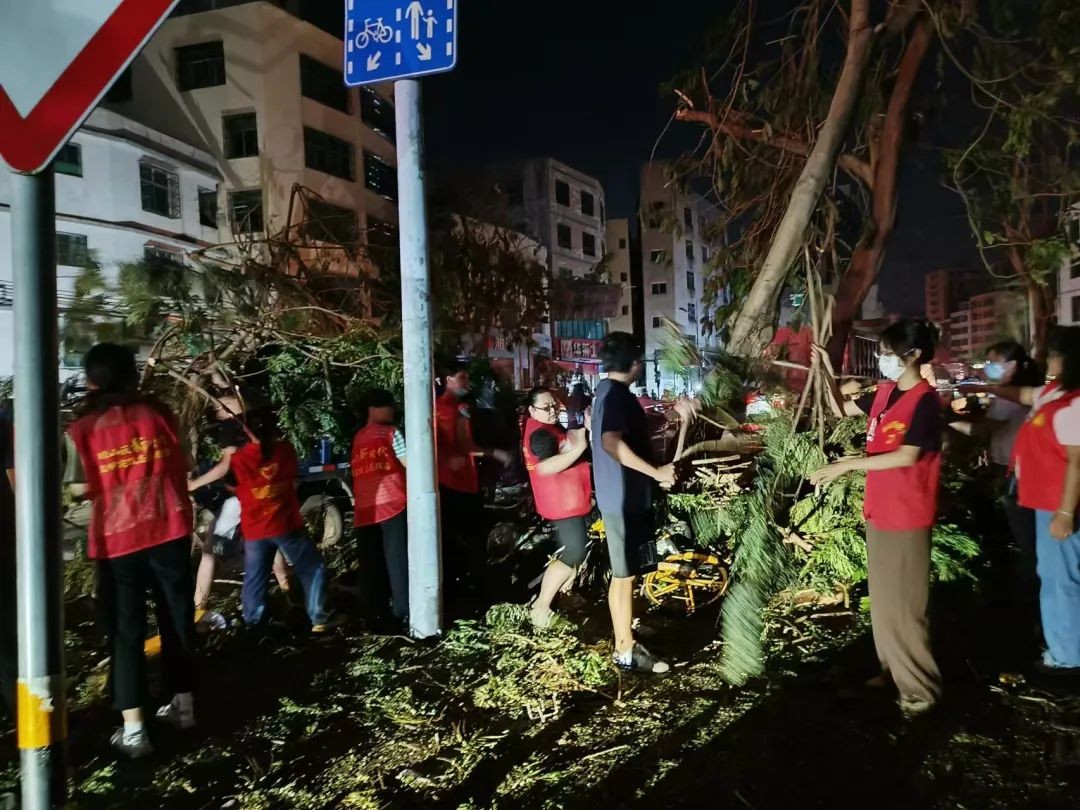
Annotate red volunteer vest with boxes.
[68,401,192,559]
[435,393,479,493]
[351,423,407,526]
[522,418,592,521]
[231,441,305,541]
[863,381,941,531]
[1013,383,1080,512]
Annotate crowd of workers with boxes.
[2,317,1080,759]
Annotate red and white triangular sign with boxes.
[0,0,180,175]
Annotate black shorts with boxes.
[601,511,657,578]
[551,516,588,568]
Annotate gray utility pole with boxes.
[394,78,443,638]
[11,168,67,808]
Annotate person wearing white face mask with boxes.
[811,319,944,718]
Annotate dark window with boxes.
[702,245,710,263]
[618,238,627,250]
[176,41,225,91]
[1073,295,1080,323]
[300,54,349,113]
[304,127,355,181]
[55,143,82,177]
[360,87,396,142]
[144,246,182,265]
[651,282,667,295]
[686,271,696,292]
[683,207,693,229]
[580,191,595,217]
[556,223,572,250]
[139,163,181,218]
[505,180,523,206]
[650,249,664,264]
[223,112,258,159]
[56,233,88,267]
[198,188,218,228]
[600,202,606,224]
[652,316,661,328]
[555,180,570,207]
[582,232,596,257]
[622,305,630,316]
[685,240,694,263]
[304,199,358,246]
[0,283,11,309]
[687,302,697,322]
[363,151,397,200]
[1071,262,1080,280]
[559,267,573,279]
[620,272,628,282]
[106,68,133,103]
[367,216,398,249]
[228,189,264,233]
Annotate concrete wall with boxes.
[606,218,633,334]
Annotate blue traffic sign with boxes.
[344,0,458,86]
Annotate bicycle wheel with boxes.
[642,550,729,614]
[376,25,394,43]
[356,31,370,49]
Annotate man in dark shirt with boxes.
[0,413,15,719]
[592,332,678,674]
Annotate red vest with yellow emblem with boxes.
[68,401,192,559]
[351,423,407,526]
[435,392,479,494]
[1012,383,1080,512]
[231,440,304,541]
[521,418,592,521]
[863,381,941,531]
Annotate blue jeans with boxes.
[1035,510,1080,668]
[243,532,328,626]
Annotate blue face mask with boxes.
[984,362,1005,381]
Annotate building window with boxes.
[600,202,606,224]
[300,54,349,113]
[304,199,358,246]
[144,246,182,265]
[652,316,662,328]
[580,191,595,217]
[56,233,88,267]
[582,232,596,257]
[139,163,181,218]
[55,143,82,177]
[1071,262,1080,280]
[620,272,628,282]
[618,237,627,249]
[176,41,225,91]
[228,189,264,233]
[223,112,258,159]
[685,240,694,263]
[366,216,399,249]
[557,223,572,250]
[1073,295,1080,324]
[304,127,355,181]
[363,151,397,200]
[559,267,573,279]
[106,68,133,103]
[650,249,665,264]
[622,305,630,316]
[687,302,697,322]
[360,87,396,142]
[555,180,570,207]
[702,245,710,263]
[683,207,693,229]
[651,282,667,295]
[686,271,696,292]
[198,187,218,229]
[505,180,523,206]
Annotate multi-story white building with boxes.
[1057,206,1080,326]
[606,218,634,335]
[115,0,398,252]
[0,108,221,378]
[638,163,725,394]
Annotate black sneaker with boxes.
[613,643,670,674]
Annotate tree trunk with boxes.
[1006,243,1054,361]
[726,0,874,357]
[827,16,933,368]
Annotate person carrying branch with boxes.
[810,319,944,718]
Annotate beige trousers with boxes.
[865,523,943,704]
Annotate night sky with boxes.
[318,0,981,314]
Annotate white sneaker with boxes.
[613,643,670,674]
[898,695,936,719]
[155,698,196,730]
[530,604,555,630]
[110,728,153,759]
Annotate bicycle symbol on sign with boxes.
[355,17,394,49]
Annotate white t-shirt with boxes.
[1015,386,1080,480]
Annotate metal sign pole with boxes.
[11,168,66,807]
[393,78,442,638]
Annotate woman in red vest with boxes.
[812,319,944,717]
[188,411,332,634]
[351,389,409,624]
[65,344,197,758]
[522,387,593,628]
[990,327,1080,673]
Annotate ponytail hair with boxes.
[880,318,939,365]
[245,409,281,463]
